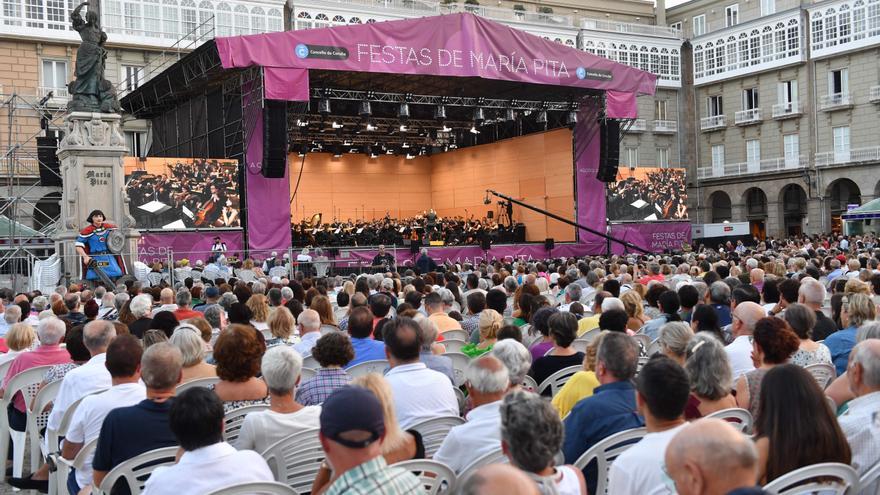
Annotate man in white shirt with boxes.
[144,387,274,495]
[558,284,581,313]
[724,302,763,380]
[838,339,880,494]
[296,248,312,263]
[383,317,458,429]
[235,346,321,453]
[607,355,690,495]
[151,288,178,316]
[293,309,322,356]
[434,355,508,473]
[62,335,147,494]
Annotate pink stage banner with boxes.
[137,231,244,265]
[215,13,657,97]
[340,243,609,267]
[264,67,310,101]
[609,222,692,254]
[574,101,607,246]
[605,90,638,119]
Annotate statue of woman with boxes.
[69,2,108,110]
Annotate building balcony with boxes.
[626,119,647,133]
[0,157,40,178]
[870,86,880,104]
[579,18,681,39]
[771,101,801,119]
[700,115,726,131]
[38,86,69,107]
[815,146,880,167]
[653,120,677,133]
[734,108,762,126]
[696,155,808,180]
[819,93,854,112]
[442,3,574,28]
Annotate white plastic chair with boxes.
[631,333,651,350]
[301,354,319,370]
[537,365,582,397]
[705,407,754,434]
[573,427,647,495]
[579,328,601,344]
[453,387,467,416]
[646,338,662,356]
[205,481,299,495]
[175,376,220,394]
[0,364,53,481]
[300,367,317,382]
[441,338,467,354]
[522,375,539,392]
[443,352,471,387]
[223,404,270,443]
[859,458,880,495]
[0,359,14,387]
[46,387,108,495]
[345,359,389,377]
[94,446,179,495]
[56,437,98,487]
[235,268,257,283]
[804,362,836,389]
[762,462,859,495]
[409,415,466,458]
[394,459,457,495]
[441,329,468,341]
[570,338,591,353]
[260,427,324,495]
[269,266,289,279]
[458,448,508,482]
[26,378,61,471]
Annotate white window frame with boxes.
[693,14,706,36]
[711,144,725,175]
[121,64,144,92]
[783,134,799,167]
[743,88,759,110]
[833,125,850,163]
[670,21,682,32]
[707,95,724,117]
[746,139,761,171]
[656,147,670,168]
[725,4,739,27]
[125,131,148,158]
[624,147,639,167]
[655,100,668,120]
[40,59,68,93]
[762,0,776,15]
[829,67,849,96]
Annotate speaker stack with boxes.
[596,119,620,183]
[262,100,288,178]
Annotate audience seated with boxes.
[347,306,386,366]
[753,364,851,484]
[825,292,875,375]
[490,339,532,392]
[435,355,509,472]
[236,346,320,453]
[414,315,455,383]
[563,332,644,495]
[462,309,502,358]
[665,418,766,495]
[725,301,764,380]
[838,339,880,493]
[211,323,269,412]
[169,323,217,382]
[459,463,541,495]
[683,333,736,419]
[296,332,354,406]
[734,317,800,418]
[63,335,146,494]
[783,303,833,367]
[551,331,604,419]
[529,312,584,390]
[607,355,689,495]
[92,343,182,495]
[315,386,422,495]
[501,390,586,494]
[143,388,274,494]
[383,317,458,429]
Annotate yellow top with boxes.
[577,315,601,336]
[552,370,600,420]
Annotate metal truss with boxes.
[312,88,594,111]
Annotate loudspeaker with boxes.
[596,119,620,182]
[262,100,288,178]
[37,135,62,186]
[544,238,555,251]
[487,210,493,219]
[480,234,491,251]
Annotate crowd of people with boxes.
[607,168,688,221]
[1,232,880,494]
[126,160,241,229]
[292,211,518,247]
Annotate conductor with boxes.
[415,248,437,274]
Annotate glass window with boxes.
[656,148,669,168]
[743,88,759,110]
[746,139,760,167]
[163,0,179,39]
[41,59,67,90]
[833,126,850,162]
[624,147,639,167]
[762,0,775,15]
[693,14,706,36]
[656,100,668,120]
[122,64,143,92]
[784,134,799,166]
[725,4,739,27]
[712,144,725,167]
[707,95,724,117]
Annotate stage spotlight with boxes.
[535,110,548,124]
[405,152,416,160]
[365,121,377,131]
[440,124,452,133]
[473,107,485,125]
[434,105,447,121]
[331,121,344,129]
[318,98,331,115]
[483,194,491,205]
[565,110,577,126]
[504,108,517,121]
[399,124,408,132]
[332,144,343,157]
[295,118,309,127]
[359,100,372,118]
[469,125,480,134]
[401,142,410,149]
[398,102,410,121]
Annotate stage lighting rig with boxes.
[358,100,372,118]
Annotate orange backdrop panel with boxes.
[289,128,575,242]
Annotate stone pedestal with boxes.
[55,112,140,283]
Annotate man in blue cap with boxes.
[319,386,421,495]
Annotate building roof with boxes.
[842,198,880,220]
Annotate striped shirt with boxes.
[325,456,421,495]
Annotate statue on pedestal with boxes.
[67,2,120,113]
